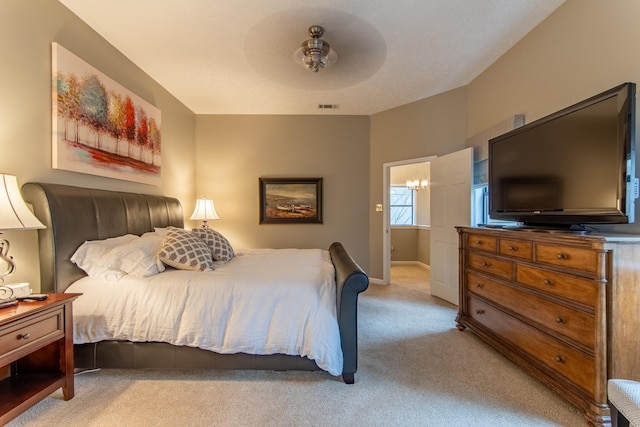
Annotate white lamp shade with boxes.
[190,198,220,221]
[0,174,45,231]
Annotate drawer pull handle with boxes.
[476,240,483,246]
[555,316,565,324]
[543,278,553,286]
[509,246,518,252]
[556,253,568,260]
[476,283,484,288]
[482,261,491,267]
[475,309,485,315]
[18,333,31,340]
[554,355,565,363]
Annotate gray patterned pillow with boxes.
[159,227,214,271]
[192,228,235,263]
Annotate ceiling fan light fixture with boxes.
[296,25,337,73]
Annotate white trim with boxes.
[390,224,431,230]
[391,260,430,270]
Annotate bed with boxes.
[21,182,369,384]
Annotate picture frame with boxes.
[259,177,323,224]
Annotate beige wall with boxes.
[390,227,430,266]
[417,228,431,266]
[369,88,468,279]
[194,115,370,270]
[468,0,640,136]
[467,0,640,235]
[0,0,196,290]
[390,228,417,261]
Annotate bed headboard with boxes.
[21,182,184,293]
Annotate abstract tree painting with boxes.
[52,43,161,185]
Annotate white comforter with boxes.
[65,248,343,376]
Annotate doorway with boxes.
[383,148,473,304]
[382,156,435,286]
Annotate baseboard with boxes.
[391,261,430,270]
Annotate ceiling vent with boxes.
[318,104,339,110]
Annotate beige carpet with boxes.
[390,263,431,292]
[8,267,584,426]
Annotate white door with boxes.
[430,148,473,304]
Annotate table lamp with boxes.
[0,174,46,282]
[190,197,219,228]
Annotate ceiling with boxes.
[58,0,565,116]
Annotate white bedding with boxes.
[65,248,343,376]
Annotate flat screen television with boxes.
[488,82,637,230]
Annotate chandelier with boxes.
[406,178,428,191]
[296,25,337,72]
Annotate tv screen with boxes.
[488,82,637,229]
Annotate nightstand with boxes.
[0,293,80,424]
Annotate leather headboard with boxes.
[21,183,184,293]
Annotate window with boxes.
[390,186,413,225]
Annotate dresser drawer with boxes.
[467,252,512,280]
[535,243,597,274]
[0,309,64,359]
[467,271,595,349]
[468,296,596,394]
[466,233,497,253]
[516,264,598,308]
[499,238,533,261]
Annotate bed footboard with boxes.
[329,242,369,384]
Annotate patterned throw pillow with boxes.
[158,227,214,271]
[192,228,235,263]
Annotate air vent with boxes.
[318,104,339,109]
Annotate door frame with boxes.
[382,155,437,285]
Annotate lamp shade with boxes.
[190,198,219,222]
[0,174,45,231]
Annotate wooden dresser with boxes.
[456,226,640,427]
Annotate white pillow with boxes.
[154,227,169,237]
[104,233,165,277]
[71,234,138,280]
[71,233,165,280]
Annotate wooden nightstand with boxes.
[0,293,80,424]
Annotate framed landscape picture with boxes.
[259,177,323,224]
